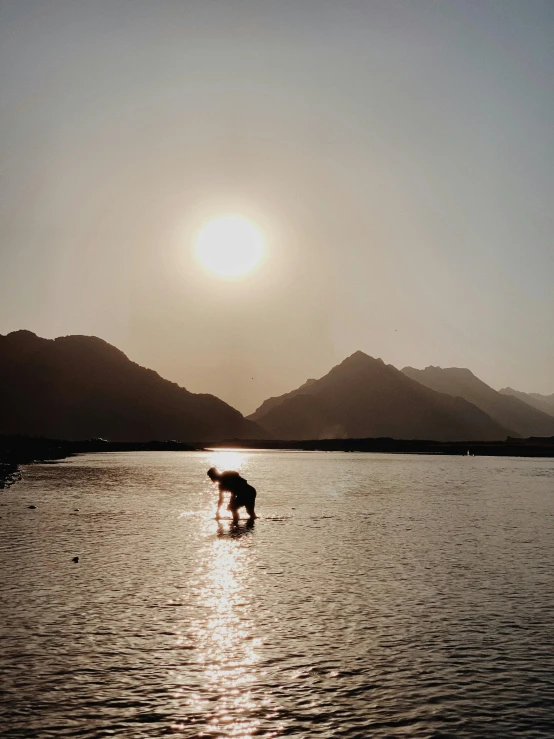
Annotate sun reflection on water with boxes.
[173,512,281,738]
[207,449,249,474]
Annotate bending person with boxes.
[207,467,257,523]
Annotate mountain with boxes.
[402,366,554,438]
[0,330,267,442]
[248,351,509,441]
[499,387,554,417]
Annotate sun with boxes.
[194,216,265,278]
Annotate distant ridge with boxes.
[402,366,554,438]
[0,330,268,442]
[248,351,509,441]
[499,387,554,418]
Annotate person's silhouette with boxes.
[207,467,257,523]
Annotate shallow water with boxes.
[1,451,554,738]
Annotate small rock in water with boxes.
[72,556,79,563]
[27,505,37,509]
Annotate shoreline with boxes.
[0,436,201,489]
[206,435,554,457]
[2,434,554,490]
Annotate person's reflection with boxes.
[217,518,255,538]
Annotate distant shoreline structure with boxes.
[2,434,554,490]
[208,436,554,457]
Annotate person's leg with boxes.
[229,501,240,523]
[246,487,257,519]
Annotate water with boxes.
[1,451,554,738]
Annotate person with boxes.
[207,467,257,523]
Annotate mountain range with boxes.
[1,330,552,443]
[0,330,265,442]
[402,366,554,438]
[248,351,509,441]
[498,387,554,417]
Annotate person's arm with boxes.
[216,483,226,518]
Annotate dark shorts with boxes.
[228,484,256,510]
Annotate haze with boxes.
[1,0,552,414]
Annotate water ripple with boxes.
[1,451,554,737]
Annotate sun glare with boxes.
[195,216,265,278]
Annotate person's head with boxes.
[207,467,221,482]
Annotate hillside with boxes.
[402,366,554,438]
[0,330,267,442]
[248,351,509,441]
[499,387,554,417]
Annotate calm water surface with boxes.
[1,451,554,738]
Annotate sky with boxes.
[1,0,553,414]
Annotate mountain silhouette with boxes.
[248,351,509,441]
[402,366,554,438]
[0,330,267,442]
[499,387,554,417]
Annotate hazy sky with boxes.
[1,0,552,413]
